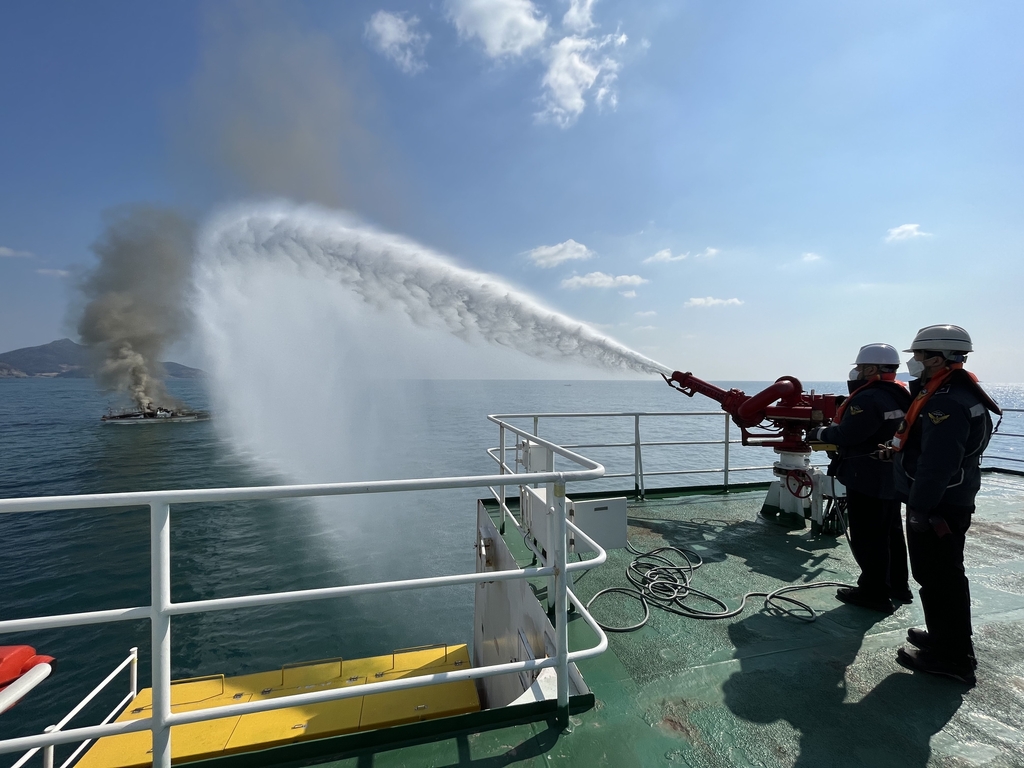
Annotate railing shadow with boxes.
[628,513,845,584]
[350,720,562,767]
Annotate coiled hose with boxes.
[585,541,853,632]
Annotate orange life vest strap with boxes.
[891,364,963,451]
[834,373,901,425]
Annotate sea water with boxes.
[1,377,1020,753]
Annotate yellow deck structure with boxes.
[76,644,480,768]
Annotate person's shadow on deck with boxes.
[721,612,964,767]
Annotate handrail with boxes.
[9,649,137,768]
[985,407,1024,475]
[490,410,767,499]
[1,416,607,767]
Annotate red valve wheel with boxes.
[785,469,814,499]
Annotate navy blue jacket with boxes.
[893,371,996,512]
[819,380,911,499]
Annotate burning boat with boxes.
[101,405,210,423]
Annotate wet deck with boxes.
[322,475,1024,767]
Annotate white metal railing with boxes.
[488,411,790,501]
[486,407,1023,507]
[0,419,608,768]
[986,408,1024,470]
[10,649,138,768]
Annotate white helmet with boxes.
[904,324,973,356]
[853,343,901,367]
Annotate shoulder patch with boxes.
[969,402,986,417]
[848,405,863,416]
[928,411,950,425]
[883,409,905,420]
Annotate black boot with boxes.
[896,646,976,686]
[836,587,894,613]
[906,628,977,669]
[890,587,914,603]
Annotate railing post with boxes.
[150,503,172,768]
[723,415,731,491]
[42,726,54,768]
[552,476,569,728]
[533,416,539,437]
[129,646,138,697]
[499,424,506,535]
[546,487,556,613]
[634,415,645,500]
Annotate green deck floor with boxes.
[319,476,1024,767]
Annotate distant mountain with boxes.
[0,339,205,379]
[0,338,90,377]
[162,361,205,379]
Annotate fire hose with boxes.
[585,541,853,633]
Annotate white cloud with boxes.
[0,246,33,258]
[644,248,684,264]
[619,289,636,298]
[635,310,656,317]
[802,252,821,262]
[643,246,717,264]
[885,223,932,242]
[36,268,69,278]
[634,325,656,331]
[563,0,597,33]
[525,238,594,267]
[446,0,548,58]
[684,296,743,308]
[365,11,430,74]
[536,32,625,127]
[561,271,647,289]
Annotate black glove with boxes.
[907,508,952,537]
[873,443,894,461]
[907,508,931,533]
[806,426,823,442]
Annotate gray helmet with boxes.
[853,343,901,367]
[904,324,973,357]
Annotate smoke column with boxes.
[196,203,670,378]
[77,207,194,411]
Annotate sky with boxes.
[1,0,1022,381]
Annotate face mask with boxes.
[848,368,861,381]
[907,358,925,378]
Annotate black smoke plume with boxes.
[77,207,194,411]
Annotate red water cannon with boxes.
[663,371,841,452]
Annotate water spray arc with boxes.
[195,204,670,378]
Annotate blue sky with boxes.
[1,1,1022,380]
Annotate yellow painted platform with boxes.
[76,644,480,768]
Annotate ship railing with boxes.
[488,410,828,502]
[0,420,607,768]
[984,407,1024,476]
[9,649,138,768]
[486,408,1024,506]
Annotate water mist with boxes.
[192,203,667,573]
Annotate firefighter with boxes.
[807,343,912,612]
[890,324,1000,685]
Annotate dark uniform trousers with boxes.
[846,488,908,597]
[906,501,975,659]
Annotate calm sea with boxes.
[1,377,1020,755]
